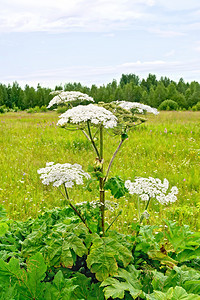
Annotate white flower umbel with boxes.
[57,103,118,128]
[37,162,91,188]
[125,177,178,204]
[115,101,159,115]
[47,91,94,108]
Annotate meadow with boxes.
[0,110,199,231]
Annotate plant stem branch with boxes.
[104,139,124,182]
[105,210,122,233]
[139,197,151,224]
[81,129,90,141]
[58,184,92,234]
[87,121,100,158]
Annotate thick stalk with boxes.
[99,124,105,236]
[104,139,124,182]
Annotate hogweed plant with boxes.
[38,90,170,236]
[1,91,200,299]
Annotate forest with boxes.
[0,73,200,111]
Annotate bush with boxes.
[158,99,179,111]
[192,101,200,111]
[0,105,10,113]
[27,106,41,113]
[0,106,5,113]
[56,105,68,114]
[40,105,48,112]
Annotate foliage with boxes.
[0,208,200,299]
[192,102,200,111]
[0,88,200,299]
[1,74,200,110]
[158,99,179,111]
[104,176,128,199]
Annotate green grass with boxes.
[0,111,199,231]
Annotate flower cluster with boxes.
[115,101,159,115]
[57,103,118,128]
[47,91,94,108]
[125,177,178,204]
[37,162,90,188]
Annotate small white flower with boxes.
[125,176,178,205]
[47,91,94,108]
[140,194,149,201]
[114,101,159,115]
[57,103,118,128]
[38,162,90,188]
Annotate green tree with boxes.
[0,84,8,106]
[153,82,167,107]
[119,73,140,87]
[11,81,24,109]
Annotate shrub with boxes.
[40,105,48,112]
[27,106,41,113]
[192,101,200,111]
[56,105,68,114]
[0,106,5,113]
[159,99,179,111]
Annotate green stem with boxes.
[87,121,100,158]
[104,139,124,182]
[105,210,122,233]
[81,129,90,141]
[137,195,141,221]
[99,124,105,236]
[139,197,151,224]
[61,184,92,233]
[145,196,151,211]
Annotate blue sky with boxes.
[0,0,200,88]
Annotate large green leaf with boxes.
[87,236,132,281]
[20,252,47,298]
[177,247,200,263]
[0,222,9,236]
[164,220,200,252]
[146,286,200,300]
[46,230,87,268]
[104,176,128,199]
[0,256,24,286]
[0,285,19,300]
[44,270,78,300]
[101,265,143,299]
[71,273,104,300]
[0,253,47,299]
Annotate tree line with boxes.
[0,73,200,111]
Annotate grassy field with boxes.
[0,111,199,231]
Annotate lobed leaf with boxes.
[87,236,132,281]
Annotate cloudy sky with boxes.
[0,0,200,88]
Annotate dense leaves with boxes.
[1,74,200,111]
[0,207,200,299]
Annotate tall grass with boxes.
[0,111,199,230]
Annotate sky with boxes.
[0,0,200,88]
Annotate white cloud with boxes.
[2,59,200,88]
[0,0,150,33]
[148,28,186,37]
[1,0,199,34]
